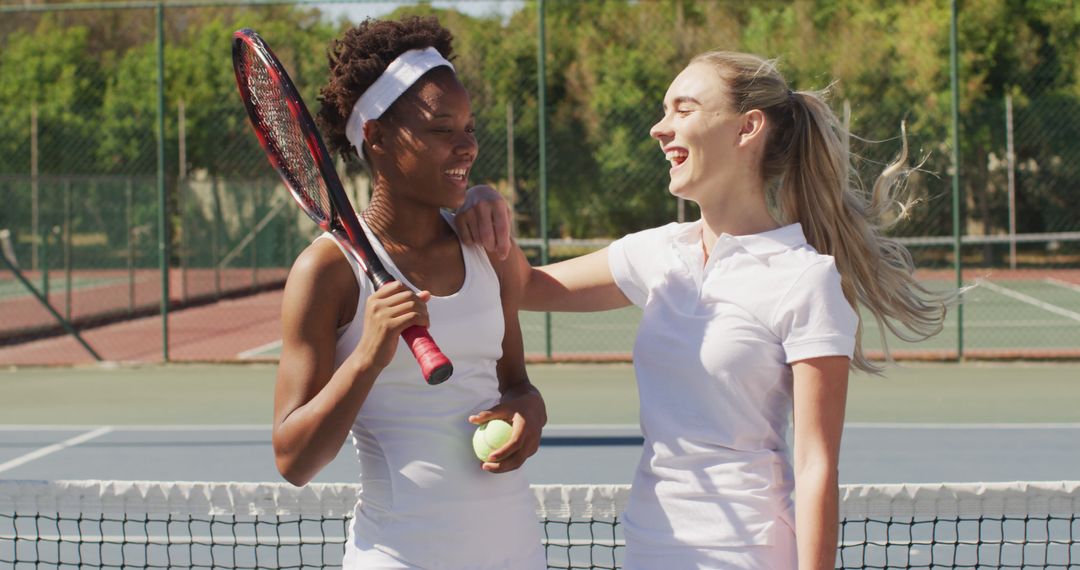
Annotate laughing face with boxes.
[649,62,748,203]
[376,67,478,209]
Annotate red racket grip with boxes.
[401,325,453,385]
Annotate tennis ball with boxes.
[473,419,513,462]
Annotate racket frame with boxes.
[232,28,452,384]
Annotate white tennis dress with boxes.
[320,216,545,570]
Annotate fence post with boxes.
[537,0,551,359]
[949,0,964,360]
[31,103,39,270]
[507,101,516,237]
[213,179,221,300]
[127,178,135,315]
[0,242,102,362]
[64,179,72,321]
[179,99,188,304]
[1005,94,1017,270]
[283,200,292,268]
[155,2,170,361]
[253,183,260,288]
[42,225,51,300]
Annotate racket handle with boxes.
[401,325,453,385]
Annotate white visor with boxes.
[344,47,455,154]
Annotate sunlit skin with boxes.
[360,67,478,296]
[649,62,779,244]
[271,66,545,488]
[368,67,478,215]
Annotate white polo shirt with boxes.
[608,221,857,549]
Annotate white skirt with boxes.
[623,521,798,570]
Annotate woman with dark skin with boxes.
[272,17,546,569]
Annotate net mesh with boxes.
[1,480,1077,569]
[236,39,332,223]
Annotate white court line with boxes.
[3,423,1077,432]
[238,339,281,359]
[979,281,1080,323]
[1046,277,1080,294]
[863,318,1077,328]
[544,424,641,437]
[845,422,1080,429]
[0,425,267,431]
[0,426,113,474]
[2,424,623,433]
[0,533,322,546]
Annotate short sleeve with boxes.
[607,227,666,308]
[772,259,858,363]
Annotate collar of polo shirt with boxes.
[676,220,807,260]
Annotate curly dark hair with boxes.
[317,16,455,161]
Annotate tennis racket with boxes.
[232,28,453,385]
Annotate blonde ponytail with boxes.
[691,51,948,372]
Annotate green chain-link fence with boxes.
[1,0,1078,364]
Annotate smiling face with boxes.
[649,62,749,203]
[370,67,477,209]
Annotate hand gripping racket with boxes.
[232,28,453,385]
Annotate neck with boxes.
[362,183,448,250]
[694,180,779,255]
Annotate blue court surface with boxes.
[2,423,1080,485]
[1,361,1079,485]
[2,363,1080,570]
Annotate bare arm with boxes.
[468,247,547,473]
[456,185,631,312]
[273,240,430,486]
[512,246,631,312]
[791,356,850,570]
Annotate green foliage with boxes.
[1,0,1079,243]
[0,17,104,175]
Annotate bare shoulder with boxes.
[283,239,359,328]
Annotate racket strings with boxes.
[239,45,333,222]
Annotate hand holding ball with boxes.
[473,419,513,462]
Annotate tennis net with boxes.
[2,480,1077,569]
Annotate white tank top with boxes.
[321,214,544,570]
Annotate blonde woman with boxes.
[458,52,946,569]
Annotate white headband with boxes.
[344,47,455,152]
